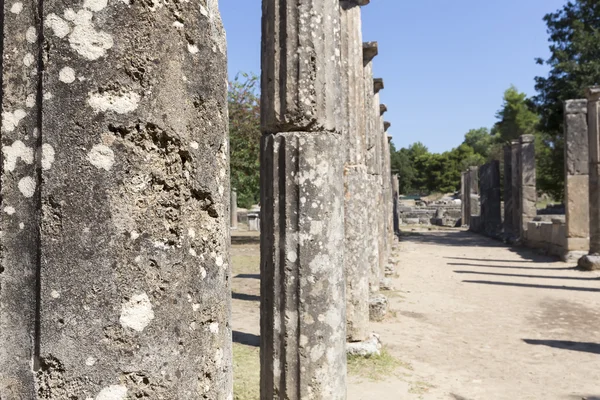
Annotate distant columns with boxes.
[511,139,521,238]
[260,0,347,397]
[563,100,589,260]
[503,145,514,239]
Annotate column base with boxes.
[577,254,600,271]
[346,333,382,357]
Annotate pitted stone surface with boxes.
[261,0,344,133]
[1,1,232,398]
[260,132,346,400]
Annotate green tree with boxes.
[463,128,493,158]
[229,72,261,209]
[494,86,539,143]
[390,143,415,194]
[534,0,600,201]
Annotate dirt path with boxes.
[231,229,600,400]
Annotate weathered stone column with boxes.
[579,88,600,270]
[511,139,521,238]
[231,190,238,230]
[503,145,514,240]
[392,173,400,234]
[374,79,386,279]
[519,134,537,241]
[260,0,347,398]
[479,161,502,237]
[461,171,468,226]
[468,166,480,219]
[363,41,380,293]
[340,0,369,343]
[563,100,589,261]
[1,1,231,399]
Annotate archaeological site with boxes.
[2,0,600,399]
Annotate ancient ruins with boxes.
[2,0,600,399]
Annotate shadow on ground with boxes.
[523,339,600,355]
[454,270,595,281]
[232,292,260,302]
[231,235,261,245]
[233,330,260,347]
[463,280,600,293]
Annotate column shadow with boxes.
[233,330,260,347]
[454,270,598,281]
[523,339,600,355]
[462,280,600,293]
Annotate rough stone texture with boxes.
[346,333,382,357]
[261,0,343,134]
[503,145,514,238]
[476,161,502,237]
[344,167,369,342]
[580,88,600,269]
[260,132,346,400]
[519,135,537,239]
[369,294,388,322]
[461,172,467,225]
[366,175,381,292]
[392,174,400,233]
[564,100,589,258]
[511,140,521,239]
[340,0,369,344]
[231,190,238,229]
[1,1,232,398]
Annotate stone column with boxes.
[363,41,380,293]
[386,132,395,247]
[461,172,468,226]
[231,189,238,230]
[503,145,514,239]
[563,100,589,261]
[392,174,400,234]
[340,0,369,343]
[468,166,480,218]
[260,1,347,398]
[511,139,521,238]
[579,88,600,270]
[1,2,231,399]
[374,79,386,280]
[519,134,537,240]
[479,161,502,236]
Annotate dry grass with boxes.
[347,348,412,381]
[233,343,260,400]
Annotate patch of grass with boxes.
[233,343,260,400]
[231,255,260,275]
[347,347,412,381]
[409,380,434,395]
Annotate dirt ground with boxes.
[231,228,600,400]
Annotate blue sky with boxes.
[220,0,567,154]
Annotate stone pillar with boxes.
[392,174,400,234]
[260,1,347,398]
[519,134,537,240]
[1,2,232,399]
[503,145,514,239]
[511,139,521,238]
[340,0,369,343]
[363,41,380,293]
[563,100,589,261]
[386,133,395,247]
[461,172,468,226]
[231,190,238,230]
[374,79,386,280]
[479,161,502,236]
[579,88,600,270]
[468,166,480,218]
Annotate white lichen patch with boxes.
[85,356,96,366]
[26,94,36,108]
[119,293,154,332]
[42,144,55,171]
[23,53,35,67]
[4,206,16,215]
[187,43,199,54]
[88,91,140,114]
[1,109,27,132]
[83,0,108,12]
[65,9,113,60]
[173,21,184,29]
[209,322,219,334]
[45,14,71,38]
[26,27,37,43]
[19,222,25,229]
[3,140,34,171]
[18,176,36,198]
[96,385,128,400]
[87,144,114,171]
[189,141,199,150]
[59,67,76,83]
[10,2,23,14]
[51,290,60,299]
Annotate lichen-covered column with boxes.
[563,100,589,260]
[340,0,370,343]
[385,129,394,247]
[461,171,468,226]
[373,79,386,280]
[503,145,514,239]
[2,1,231,399]
[519,134,537,241]
[362,41,380,293]
[260,0,347,398]
[579,88,600,270]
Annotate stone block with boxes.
[578,254,600,271]
[564,106,589,175]
[369,294,388,322]
[346,333,382,357]
[565,174,590,238]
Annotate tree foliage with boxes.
[229,72,261,209]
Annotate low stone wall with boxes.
[524,216,567,257]
[398,205,461,227]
